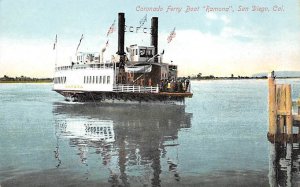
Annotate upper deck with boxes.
[55,63,115,72]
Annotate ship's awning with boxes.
[125,64,152,73]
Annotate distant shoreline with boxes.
[0,80,52,83]
[1,77,299,84]
[0,76,53,83]
[188,77,300,81]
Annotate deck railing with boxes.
[113,84,159,93]
[55,63,115,71]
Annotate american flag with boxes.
[53,34,57,50]
[106,20,116,37]
[167,27,176,43]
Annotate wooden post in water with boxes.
[278,116,284,134]
[268,73,300,142]
[285,85,293,139]
[268,74,277,136]
[277,84,285,135]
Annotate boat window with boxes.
[107,76,110,84]
[139,49,146,57]
[147,49,153,57]
[136,49,138,55]
[99,76,102,84]
[84,76,86,83]
[103,76,106,84]
[93,76,95,84]
[89,76,92,84]
[96,76,98,84]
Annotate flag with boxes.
[106,20,116,37]
[76,34,84,54]
[53,34,57,50]
[139,14,147,27]
[167,27,176,43]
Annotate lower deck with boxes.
[55,90,193,104]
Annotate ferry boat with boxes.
[53,13,193,104]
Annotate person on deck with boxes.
[160,80,164,92]
[167,80,171,92]
[148,78,152,86]
[186,79,190,92]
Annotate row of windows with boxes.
[84,75,110,84]
[54,76,66,84]
[77,56,83,61]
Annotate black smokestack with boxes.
[151,17,158,57]
[117,13,125,56]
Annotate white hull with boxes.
[53,65,115,92]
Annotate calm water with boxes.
[0,80,299,186]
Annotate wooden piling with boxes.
[267,73,300,142]
[268,76,277,136]
[278,116,284,134]
[276,85,285,135]
[285,85,293,139]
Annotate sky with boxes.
[0,0,299,77]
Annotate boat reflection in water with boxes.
[55,118,115,167]
[53,102,192,186]
[269,142,300,187]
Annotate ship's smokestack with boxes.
[117,12,126,57]
[151,17,158,62]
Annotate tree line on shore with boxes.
[1,72,298,83]
[0,75,52,82]
[183,73,268,80]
